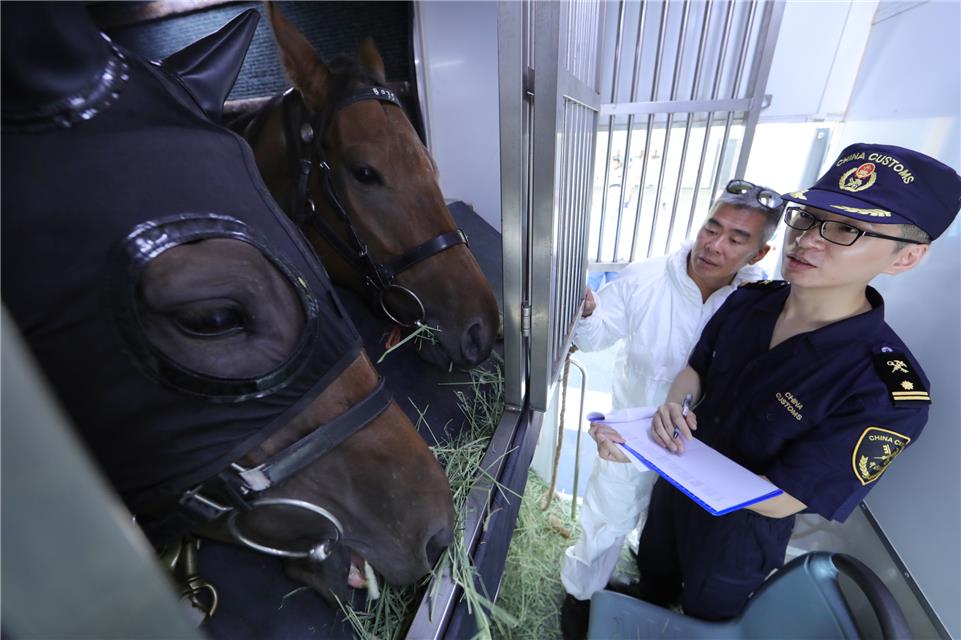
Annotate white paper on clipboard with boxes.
[587,410,782,516]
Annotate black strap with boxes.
[254,377,391,486]
[140,377,393,546]
[279,87,470,296]
[381,229,468,279]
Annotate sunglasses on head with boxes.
[725,179,783,211]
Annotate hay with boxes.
[338,363,517,639]
[376,324,440,364]
[492,471,580,640]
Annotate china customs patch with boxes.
[852,427,910,486]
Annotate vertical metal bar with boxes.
[627,1,670,262]
[589,0,600,89]
[664,0,713,253]
[645,0,691,259]
[560,104,576,336]
[530,0,562,411]
[570,107,583,319]
[685,0,735,238]
[594,0,627,262]
[556,102,572,363]
[593,0,606,92]
[612,0,649,262]
[568,357,588,520]
[578,0,587,81]
[734,1,784,178]
[497,0,527,408]
[710,0,758,198]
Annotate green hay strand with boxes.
[376,324,441,364]
[492,471,580,640]
[337,363,516,639]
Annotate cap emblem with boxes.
[839,162,877,192]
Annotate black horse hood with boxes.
[1,7,363,512]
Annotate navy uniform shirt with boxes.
[689,281,930,522]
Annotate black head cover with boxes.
[1,5,362,513]
[158,8,259,122]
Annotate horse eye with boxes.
[174,306,246,338]
[350,164,382,185]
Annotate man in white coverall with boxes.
[560,180,783,640]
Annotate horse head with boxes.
[1,4,452,604]
[243,4,500,369]
[133,235,454,598]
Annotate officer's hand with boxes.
[588,422,630,463]
[651,402,697,454]
[582,290,597,317]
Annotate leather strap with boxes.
[381,229,468,279]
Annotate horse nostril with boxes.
[460,320,491,367]
[425,525,454,565]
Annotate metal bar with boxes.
[496,0,527,409]
[568,106,583,322]
[406,408,526,639]
[665,0,714,253]
[588,0,600,89]
[627,0,670,262]
[734,1,784,179]
[710,0,758,198]
[594,0,626,262]
[600,96,751,117]
[646,0,691,259]
[560,74,603,111]
[685,0,736,239]
[530,0,562,412]
[612,0,649,262]
[560,103,576,347]
[593,0,605,92]
[568,357,588,520]
[588,261,631,272]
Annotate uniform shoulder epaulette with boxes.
[738,279,788,290]
[871,349,931,405]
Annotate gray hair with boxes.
[710,187,782,244]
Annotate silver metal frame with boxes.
[498,0,528,410]
[589,0,786,264]
[529,0,603,413]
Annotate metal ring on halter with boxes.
[226,498,343,563]
[378,283,426,328]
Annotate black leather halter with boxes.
[276,85,468,327]
[142,373,392,559]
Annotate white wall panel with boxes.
[417,1,502,231]
[826,1,961,636]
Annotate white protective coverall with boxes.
[560,241,764,600]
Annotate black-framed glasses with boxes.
[783,205,924,246]
[726,179,783,210]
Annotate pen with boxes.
[673,393,693,440]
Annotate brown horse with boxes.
[137,237,454,600]
[239,4,499,369]
[0,4,452,606]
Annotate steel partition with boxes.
[526,0,604,413]
[590,0,785,269]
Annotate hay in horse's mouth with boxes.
[348,552,380,600]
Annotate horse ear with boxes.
[267,2,329,111]
[357,36,387,85]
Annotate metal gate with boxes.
[591,0,784,268]
[500,0,604,412]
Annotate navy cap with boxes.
[782,143,961,240]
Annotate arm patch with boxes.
[871,351,931,405]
